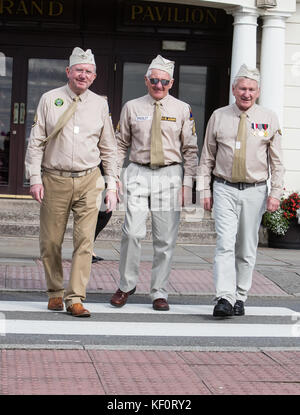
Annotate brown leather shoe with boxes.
[48,297,64,311]
[110,287,136,307]
[66,303,91,317]
[153,298,169,311]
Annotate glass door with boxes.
[178,65,207,150]
[0,56,13,187]
[0,46,70,195]
[23,58,68,188]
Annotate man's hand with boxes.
[105,190,118,212]
[202,197,213,211]
[267,196,280,212]
[181,185,193,207]
[116,180,123,203]
[30,184,44,204]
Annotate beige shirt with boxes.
[197,103,285,200]
[25,84,118,189]
[116,93,198,187]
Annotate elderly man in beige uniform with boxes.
[110,55,198,311]
[197,64,285,317]
[25,47,118,317]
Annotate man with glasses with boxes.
[110,55,198,311]
[25,47,118,317]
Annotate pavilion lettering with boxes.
[0,0,64,17]
[130,4,217,26]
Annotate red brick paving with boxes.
[0,260,288,296]
[1,349,300,395]
[0,258,294,396]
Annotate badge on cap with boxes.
[55,98,64,107]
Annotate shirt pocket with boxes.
[161,117,181,136]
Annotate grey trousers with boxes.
[212,180,268,306]
[119,162,182,301]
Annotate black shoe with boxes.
[233,300,245,316]
[213,298,234,317]
[92,255,104,263]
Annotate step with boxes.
[0,199,216,244]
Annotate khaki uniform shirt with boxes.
[197,103,285,200]
[25,84,117,190]
[116,93,198,187]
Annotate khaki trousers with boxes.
[119,162,182,301]
[212,181,268,305]
[40,168,104,308]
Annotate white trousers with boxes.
[119,162,182,301]
[213,181,268,305]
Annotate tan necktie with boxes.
[231,112,247,182]
[150,101,165,167]
[40,96,80,146]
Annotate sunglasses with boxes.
[149,78,170,86]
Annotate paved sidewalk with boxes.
[0,237,300,297]
[1,236,300,396]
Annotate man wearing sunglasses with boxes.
[110,55,198,311]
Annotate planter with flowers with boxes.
[262,191,300,249]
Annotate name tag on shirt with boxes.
[136,116,152,121]
[236,141,241,149]
[74,126,80,134]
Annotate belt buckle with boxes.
[61,171,71,178]
[150,165,159,170]
[71,172,81,178]
[238,182,245,190]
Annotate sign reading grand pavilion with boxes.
[123,0,227,29]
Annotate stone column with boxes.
[259,13,291,126]
[227,7,259,103]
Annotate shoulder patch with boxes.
[32,113,38,127]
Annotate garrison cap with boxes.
[234,64,260,85]
[69,47,96,67]
[148,55,175,78]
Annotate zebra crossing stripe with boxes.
[0,301,297,316]
[2,319,299,338]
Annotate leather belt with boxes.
[134,162,180,170]
[214,177,267,190]
[43,166,97,178]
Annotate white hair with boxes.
[233,76,260,88]
[145,68,172,80]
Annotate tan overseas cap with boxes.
[148,55,175,78]
[69,47,96,67]
[234,64,260,84]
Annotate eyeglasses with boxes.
[73,68,95,76]
[149,78,170,86]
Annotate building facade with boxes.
[0,0,298,198]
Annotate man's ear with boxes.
[169,79,174,90]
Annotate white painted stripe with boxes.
[0,301,297,316]
[2,320,299,338]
